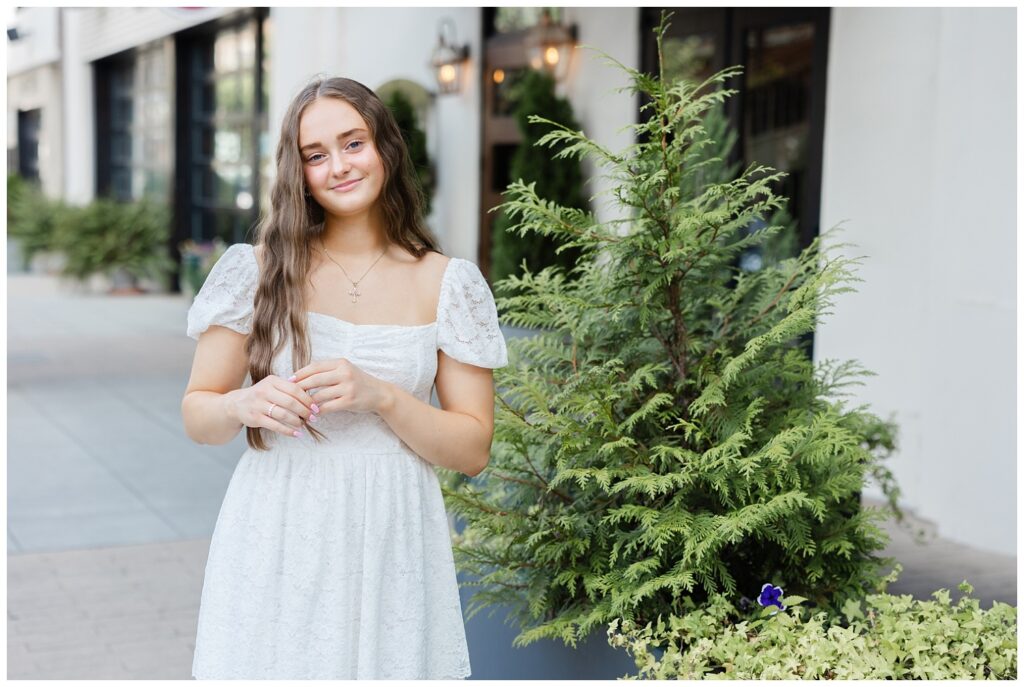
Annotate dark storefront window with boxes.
[176,9,268,246]
[95,41,174,202]
[641,8,829,259]
[489,7,564,36]
[16,109,41,182]
[480,8,564,275]
[640,8,829,362]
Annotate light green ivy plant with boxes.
[608,564,1017,679]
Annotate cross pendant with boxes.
[348,284,361,303]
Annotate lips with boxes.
[332,179,362,191]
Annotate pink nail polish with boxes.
[288,375,297,382]
[293,430,301,438]
[311,403,320,414]
[308,414,317,424]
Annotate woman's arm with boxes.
[183,325,320,445]
[181,326,250,445]
[376,350,496,477]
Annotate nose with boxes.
[330,152,350,179]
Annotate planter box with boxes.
[455,568,639,680]
[448,507,637,679]
[29,250,66,275]
[7,237,29,273]
[442,323,644,678]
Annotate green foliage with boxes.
[52,197,175,284]
[652,74,802,273]
[444,12,903,650]
[7,172,29,226]
[609,565,1017,679]
[7,173,69,264]
[490,68,587,286]
[385,89,435,216]
[179,237,228,299]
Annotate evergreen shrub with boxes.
[385,89,435,217]
[7,173,68,265]
[490,68,587,285]
[444,12,904,649]
[53,197,175,286]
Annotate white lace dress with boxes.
[186,243,508,679]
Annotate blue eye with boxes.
[307,153,325,162]
[346,141,362,151]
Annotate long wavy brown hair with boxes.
[245,76,441,450]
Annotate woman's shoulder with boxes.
[248,242,262,269]
[209,242,256,271]
[215,242,256,267]
[417,246,453,273]
[186,243,257,339]
[202,243,258,295]
[390,244,452,285]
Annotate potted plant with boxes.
[489,68,588,286]
[442,11,904,674]
[178,238,228,300]
[7,173,69,274]
[384,89,436,218]
[52,197,176,293]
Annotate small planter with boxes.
[7,237,28,273]
[179,239,228,299]
[180,252,204,300]
[50,197,175,293]
[29,250,66,275]
[108,266,145,295]
[455,571,639,680]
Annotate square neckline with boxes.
[306,310,439,330]
[243,244,457,330]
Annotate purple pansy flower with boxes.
[758,583,786,614]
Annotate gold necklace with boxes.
[318,241,389,303]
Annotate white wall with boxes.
[270,8,482,261]
[7,65,63,198]
[563,7,640,234]
[7,8,63,197]
[818,7,1015,555]
[6,7,61,75]
[75,6,233,62]
[60,9,92,205]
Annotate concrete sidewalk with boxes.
[7,505,1015,680]
[6,272,1017,679]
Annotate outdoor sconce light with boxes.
[525,9,577,81]
[430,18,470,95]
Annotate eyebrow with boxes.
[299,128,367,153]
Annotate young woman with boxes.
[182,76,507,679]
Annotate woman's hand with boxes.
[226,375,320,438]
[290,358,392,415]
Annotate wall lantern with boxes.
[525,9,577,81]
[430,18,470,95]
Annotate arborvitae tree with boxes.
[691,101,800,272]
[385,89,435,216]
[443,12,902,649]
[490,68,587,285]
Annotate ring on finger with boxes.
[266,402,277,419]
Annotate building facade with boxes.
[6,6,1015,557]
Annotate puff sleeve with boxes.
[436,258,509,368]
[186,243,259,340]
